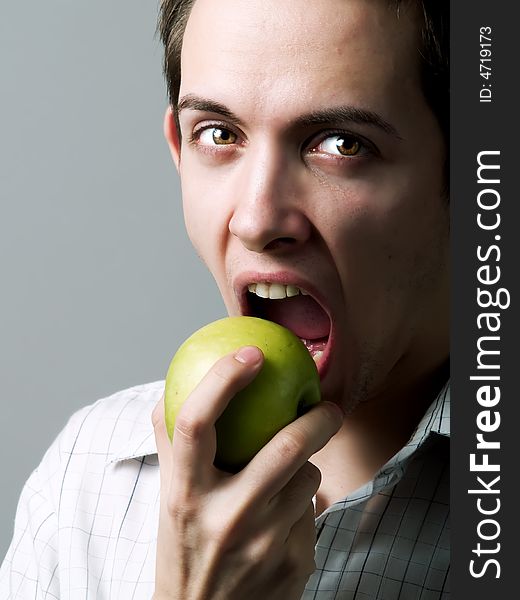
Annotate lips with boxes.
[234,273,334,379]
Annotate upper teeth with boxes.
[247,282,309,299]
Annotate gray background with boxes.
[0,0,225,558]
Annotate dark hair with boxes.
[157,0,449,141]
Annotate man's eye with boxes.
[317,134,361,156]
[198,127,237,145]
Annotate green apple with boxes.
[164,316,321,472]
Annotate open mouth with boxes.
[241,281,332,377]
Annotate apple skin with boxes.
[164,316,321,472]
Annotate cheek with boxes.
[333,172,447,254]
[180,162,228,269]
[183,198,211,255]
[325,178,449,307]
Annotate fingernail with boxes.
[234,346,263,365]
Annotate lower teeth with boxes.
[312,350,324,365]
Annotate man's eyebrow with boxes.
[177,94,402,140]
[177,94,245,127]
[294,106,403,139]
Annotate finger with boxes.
[265,504,317,599]
[151,394,173,481]
[284,503,317,580]
[241,401,342,502]
[171,346,264,489]
[272,461,321,523]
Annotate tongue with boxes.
[261,295,330,340]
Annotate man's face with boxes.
[168,0,449,411]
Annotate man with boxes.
[1,0,450,598]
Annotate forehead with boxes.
[180,0,422,124]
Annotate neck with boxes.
[312,359,449,515]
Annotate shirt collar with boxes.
[315,378,450,521]
[373,378,450,486]
[108,382,163,465]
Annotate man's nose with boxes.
[228,146,311,253]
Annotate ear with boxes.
[163,106,181,171]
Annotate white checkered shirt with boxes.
[0,380,450,599]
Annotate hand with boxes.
[152,345,343,600]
